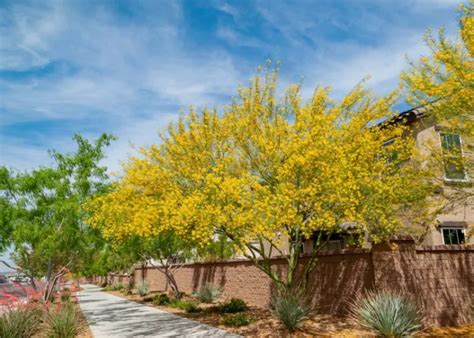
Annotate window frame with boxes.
[441,227,466,245]
[438,132,469,182]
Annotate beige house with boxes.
[400,107,473,245]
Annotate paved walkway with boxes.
[77,284,239,337]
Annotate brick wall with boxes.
[106,239,472,326]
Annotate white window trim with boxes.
[441,227,466,245]
[438,132,469,183]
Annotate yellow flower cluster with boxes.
[401,1,474,137]
[86,67,434,249]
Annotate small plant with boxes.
[153,294,171,306]
[223,313,253,327]
[195,285,221,303]
[135,281,149,297]
[47,301,78,338]
[169,299,201,313]
[272,291,310,332]
[184,302,201,313]
[114,283,126,291]
[349,289,422,337]
[103,283,126,292]
[0,306,43,338]
[61,289,72,302]
[216,298,248,314]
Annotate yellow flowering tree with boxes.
[401,0,473,231]
[88,69,434,299]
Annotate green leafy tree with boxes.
[0,133,114,301]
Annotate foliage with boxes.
[103,283,126,292]
[223,313,253,327]
[47,301,78,338]
[135,281,149,297]
[271,291,310,331]
[0,305,43,338]
[195,285,221,303]
[402,0,473,134]
[87,66,434,297]
[401,0,474,229]
[349,289,423,337]
[169,299,201,313]
[215,298,248,314]
[153,293,171,306]
[0,133,114,300]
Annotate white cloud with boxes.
[0,1,246,171]
[0,0,460,172]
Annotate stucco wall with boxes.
[126,239,473,326]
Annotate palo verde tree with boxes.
[88,68,435,301]
[87,156,233,298]
[0,133,114,301]
[401,0,473,235]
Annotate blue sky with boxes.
[0,0,461,173]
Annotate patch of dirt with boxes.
[103,289,473,337]
[416,324,474,337]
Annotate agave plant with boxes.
[135,281,149,297]
[195,285,221,303]
[272,291,311,331]
[349,289,423,337]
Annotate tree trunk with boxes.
[163,265,180,299]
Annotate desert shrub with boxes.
[216,298,248,314]
[153,294,171,306]
[349,289,422,337]
[223,313,253,327]
[47,301,78,338]
[169,299,201,313]
[135,281,149,297]
[104,283,126,292]
[195,285,221,303]
[61,289,72,302]
[272,292,310,332]
[114,284,125,291]
[0,306,43,338]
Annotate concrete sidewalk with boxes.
[77,284,239,337]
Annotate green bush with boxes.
[349,289,422,337]
[103,283,125,292]
[153,294,171,306]
[223,313,253,327]
[135,281,149,297]
[195,285,221,303]
[272,292,310,332]
[113,283,125,291]
[47,302,78,338]
[216,298,248,314]
[0,306,43,338]
[169,300,201,313]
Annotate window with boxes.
[440,133,467,181]
[441,227,466,245]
